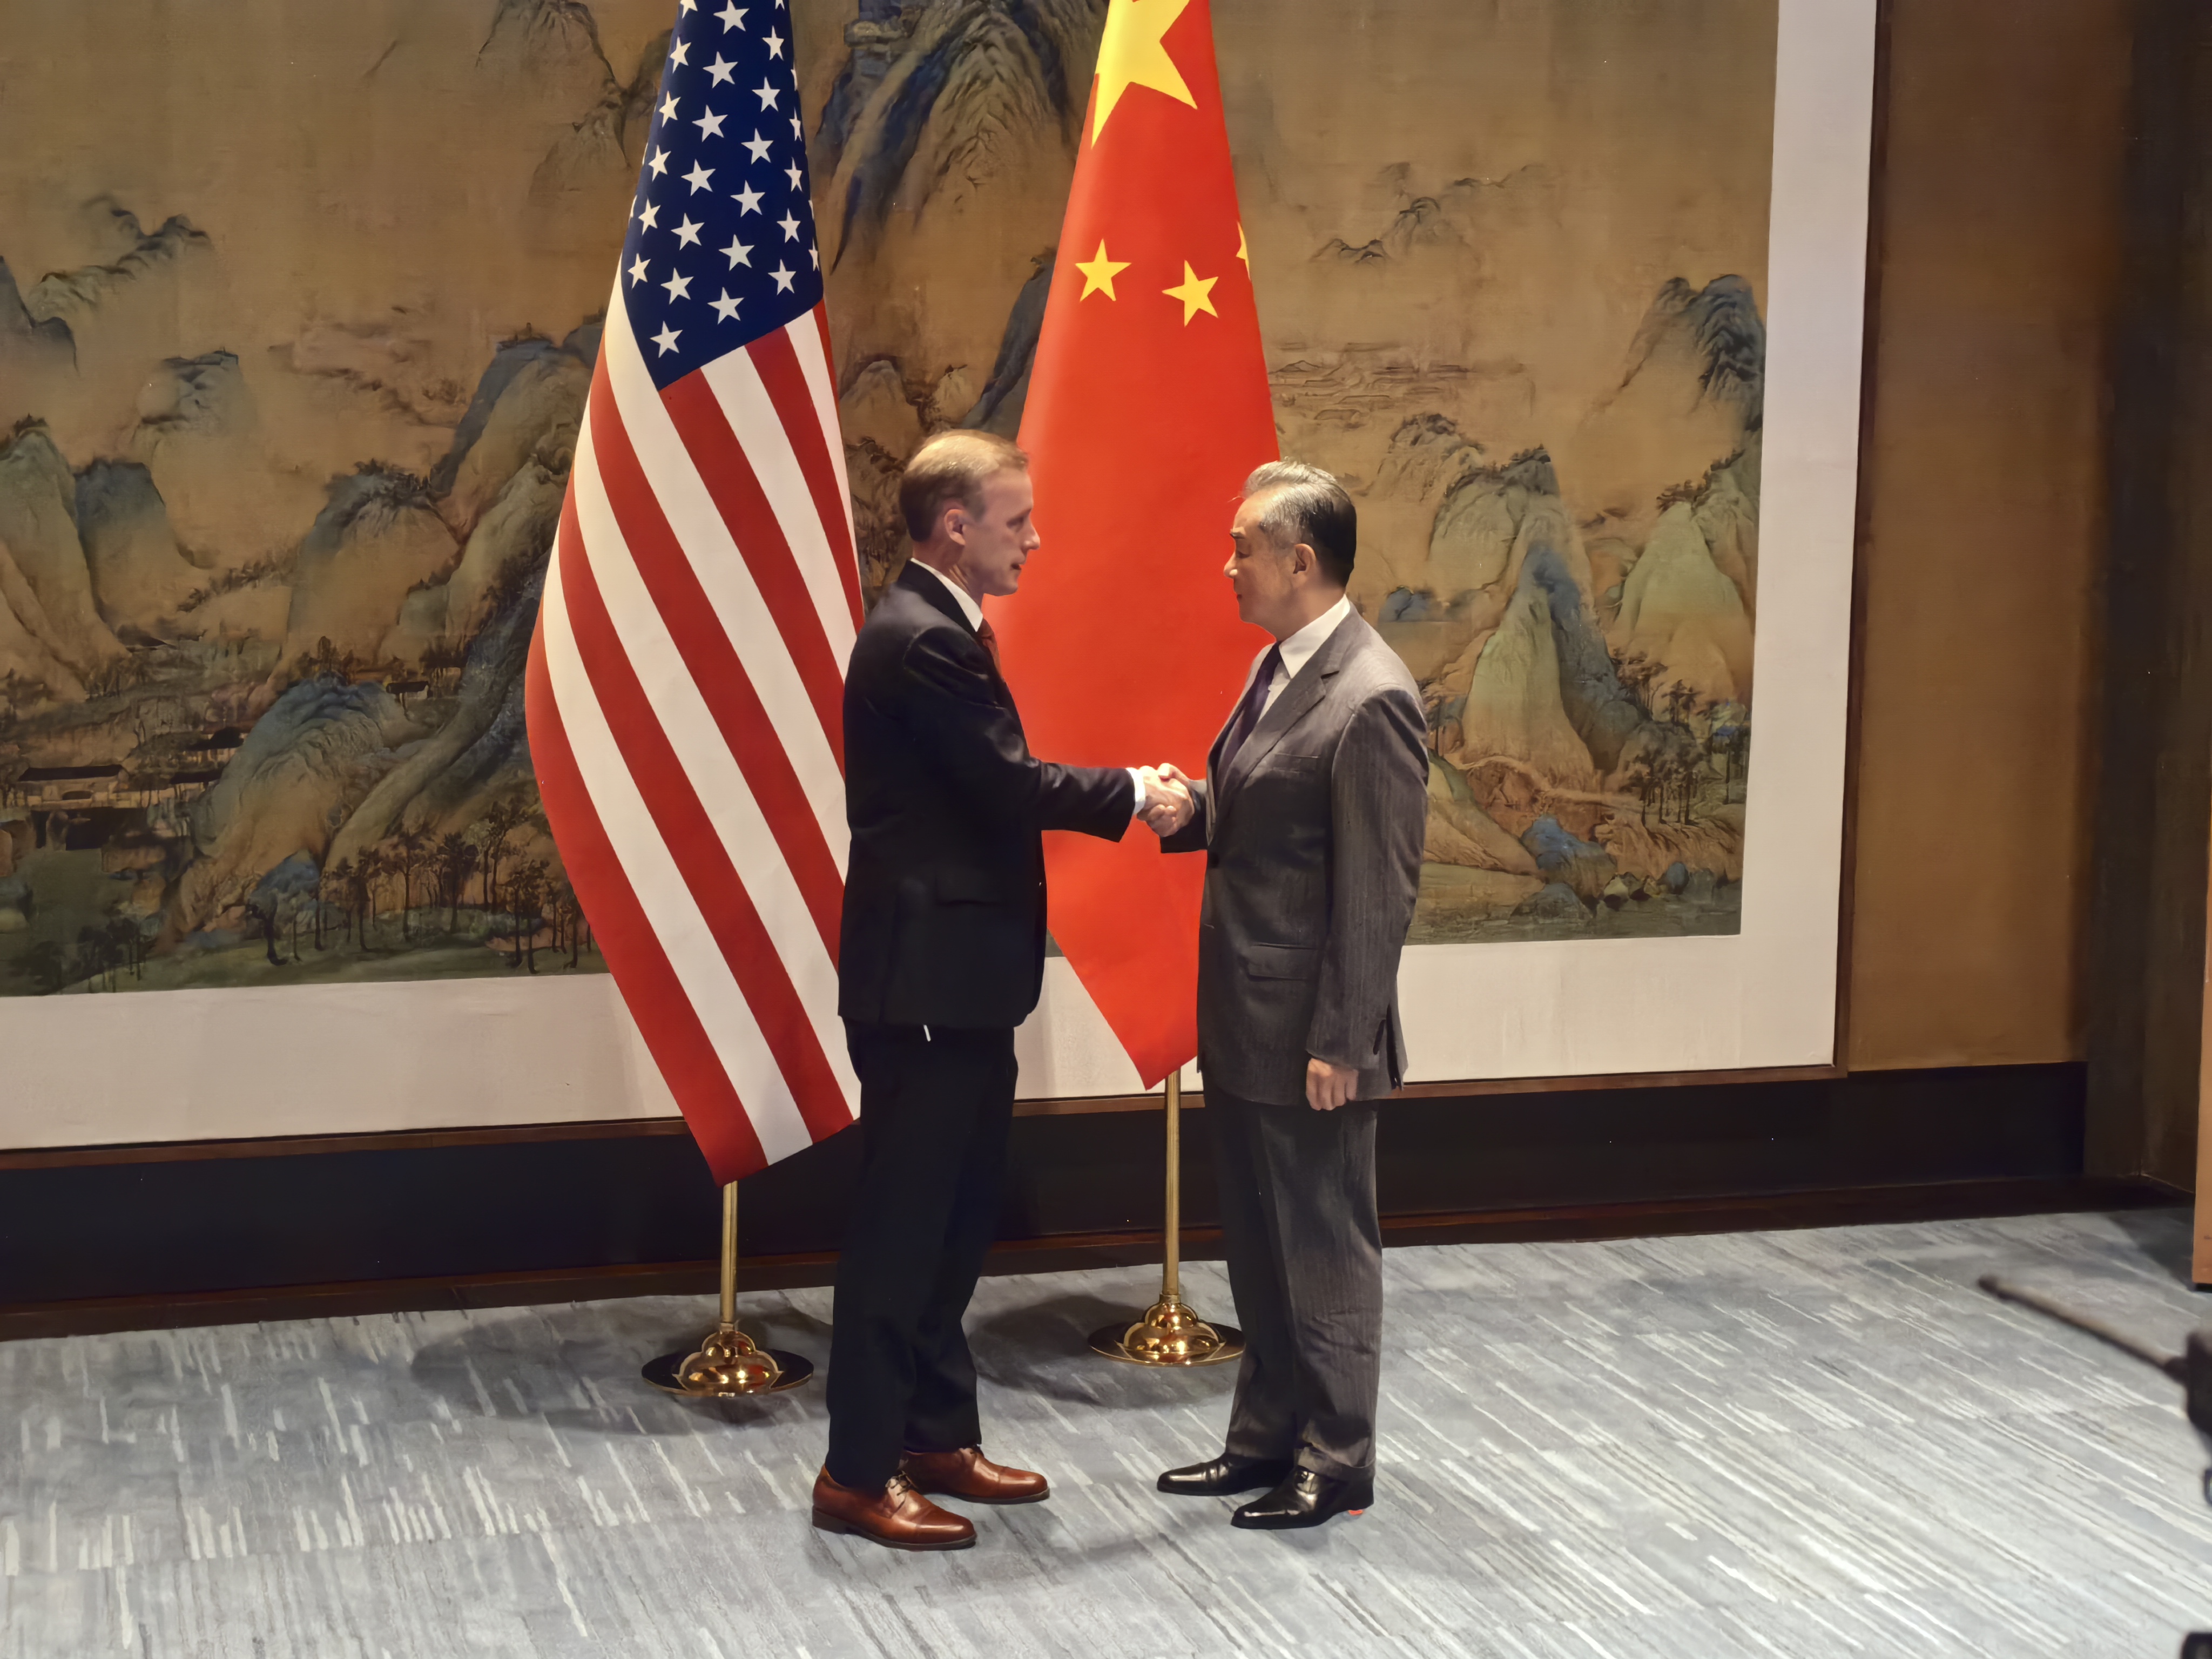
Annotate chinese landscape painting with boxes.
[0,0,1775,998]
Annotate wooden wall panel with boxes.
[1847,0,2132,1070]
[2194,813,2212,1271]
[2096,0,2212,1189]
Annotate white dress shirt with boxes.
[1251,592,1353,718]
[908,559,1144,820]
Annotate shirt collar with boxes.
[1274,592,1353,681]
[907,556,984,631]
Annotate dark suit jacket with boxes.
[1163,608,1428,1105]
[839,561,1132,1029]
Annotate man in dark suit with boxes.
[813,430,1188,1551]
[1151,460,1428,1530]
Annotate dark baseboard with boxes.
[1,1171,2175,1344]
[0,1061,2117,1339]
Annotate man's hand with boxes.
[1138,765,1195,835]
[1149,761,1199,835]
[1305,1056,1357,1112]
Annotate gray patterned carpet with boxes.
[4,1209,2212,1658]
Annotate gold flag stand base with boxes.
[1087,1296,1243,1367]
[642,1181,813,1399]
[1087,1072,1244,1368]
[641,1329,813,1397]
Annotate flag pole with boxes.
[643,1180,815,1397]
[1088,1069,1244,1366]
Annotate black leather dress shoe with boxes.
[1156,1454,1293,1497]
[1230,1467,1374,1529]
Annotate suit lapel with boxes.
[1197,651,1269,842]
[1202,661,1250,784]
[1218,610,1363,799]
[895,558,967,626]
[896,561,1016,714]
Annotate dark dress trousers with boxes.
[828,561,1131,1489]
[1162,607,1427,1479]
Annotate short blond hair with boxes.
[899,430,1028,542]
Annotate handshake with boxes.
[1134,763,1198,837]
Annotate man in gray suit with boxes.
[1150,460,1428,1530]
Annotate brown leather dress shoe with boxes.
[900,1446,1049,1505]
[810,1468,976,1550]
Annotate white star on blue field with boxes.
[619,0,822,388]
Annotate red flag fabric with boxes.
[524,4,861,1185]
[996,0,1278,1088]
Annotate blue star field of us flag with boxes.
[623,0,823,390]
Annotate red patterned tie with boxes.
[974,617,1003,673]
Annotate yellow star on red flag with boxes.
[1075,240,1131,300]
[1163,261,1218,323]
[1091,0,1196,141]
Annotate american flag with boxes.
[524,0,862,1184]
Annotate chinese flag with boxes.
[992,0,1277,1088]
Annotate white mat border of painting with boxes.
[0,0,1872,1151]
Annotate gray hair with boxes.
[1242,459,1356,586]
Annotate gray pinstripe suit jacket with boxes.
[1162,607,1428,1107]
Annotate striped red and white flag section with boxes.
[525,2,861,1184]
[525,287,865,1185]
[526,296,862,1185]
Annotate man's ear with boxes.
[1291,541,1317,579]
[941,506,968,547]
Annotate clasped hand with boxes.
[1135,762,1196,835]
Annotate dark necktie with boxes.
[974,617,1002,673]
[1216,645,1283,781]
